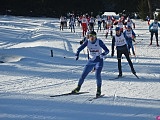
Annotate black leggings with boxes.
[117,46,134,74]
[150,31,158,44]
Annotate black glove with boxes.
[132,39,135,42]
[75,53,79,60]
[111,53,114,57]
[80,40,83,45]
[100,53,106,58]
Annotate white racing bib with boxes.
[152,23,158,30]
[115,34,127,46]
[87,39,102,60]
[125,30,132,38]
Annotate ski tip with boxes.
[0,61,4,63]
[96,94,105,98]
[133,73,140,79]
[88,94,105,101]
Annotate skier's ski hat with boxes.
[115,27,120,31]
[127,25,131,29]
[89,31,97,36]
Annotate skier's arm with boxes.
[132,30,136,42]
[123,31,127,38]
[131,20,135,28]
[149,23,153,30]
[132,30,136,38]
[76,40,88,54]
[75,40,88,60]
[80,37,86,45]
[99,40,109,55]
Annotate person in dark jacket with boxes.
[111,27,136,77]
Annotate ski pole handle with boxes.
[51,50,53,57]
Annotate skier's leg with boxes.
[95,59,103,88]
[150,31,154,45]
[124,51,136,74]
[155,32,159,46]
[117,50,122,76]
[131,42,135,55]
[95,66,103,88]
[127,41,131,54]
[73,25,75,32]
[95,59,103,96]
[78,63,95,86]
[82,27,85,37]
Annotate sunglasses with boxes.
[89,34,96,37]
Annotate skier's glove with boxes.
[100,53,106,59]
[80,40,83,45]
[111,53,114,57]
[75,53,79,60]
[132,39,135,42]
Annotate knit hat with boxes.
[89,31,97,36]
[115,27,120,31]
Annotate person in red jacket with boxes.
[81,15,88,37]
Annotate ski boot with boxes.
[71,85,81,94]
[96,87,101,97]
[118,72,122,77]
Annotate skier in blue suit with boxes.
[72,31,109,97]
[149,18,160,46]
[123,25,136,55]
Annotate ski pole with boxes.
[51,50,53,57]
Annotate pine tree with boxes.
[138,0,149,20]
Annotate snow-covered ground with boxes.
[0,15,159,120]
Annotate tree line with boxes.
[0,0,159,19]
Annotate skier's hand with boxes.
[75,53,79,60]
[111,53,114,57]
[80,40,83,45]
[132,39,135,42]
[76,56,79,60]
[100,53,106,59]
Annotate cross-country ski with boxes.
[88,94,105,101]
[50,92,89,97]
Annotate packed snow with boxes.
[0,15,159,120]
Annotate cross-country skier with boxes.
[105,16,114,38]
[146,16,150,25]
[59,16,65,31]
[96,15,102,32]
[125,17,135,29]
[111,27,136,77]
[81,15,88,37]
[72,31,109,97]
[149,18,160,46]
[123,25,136,55]
[69,15,75,32]
[89,16,95,31]
[114,17,125,32]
